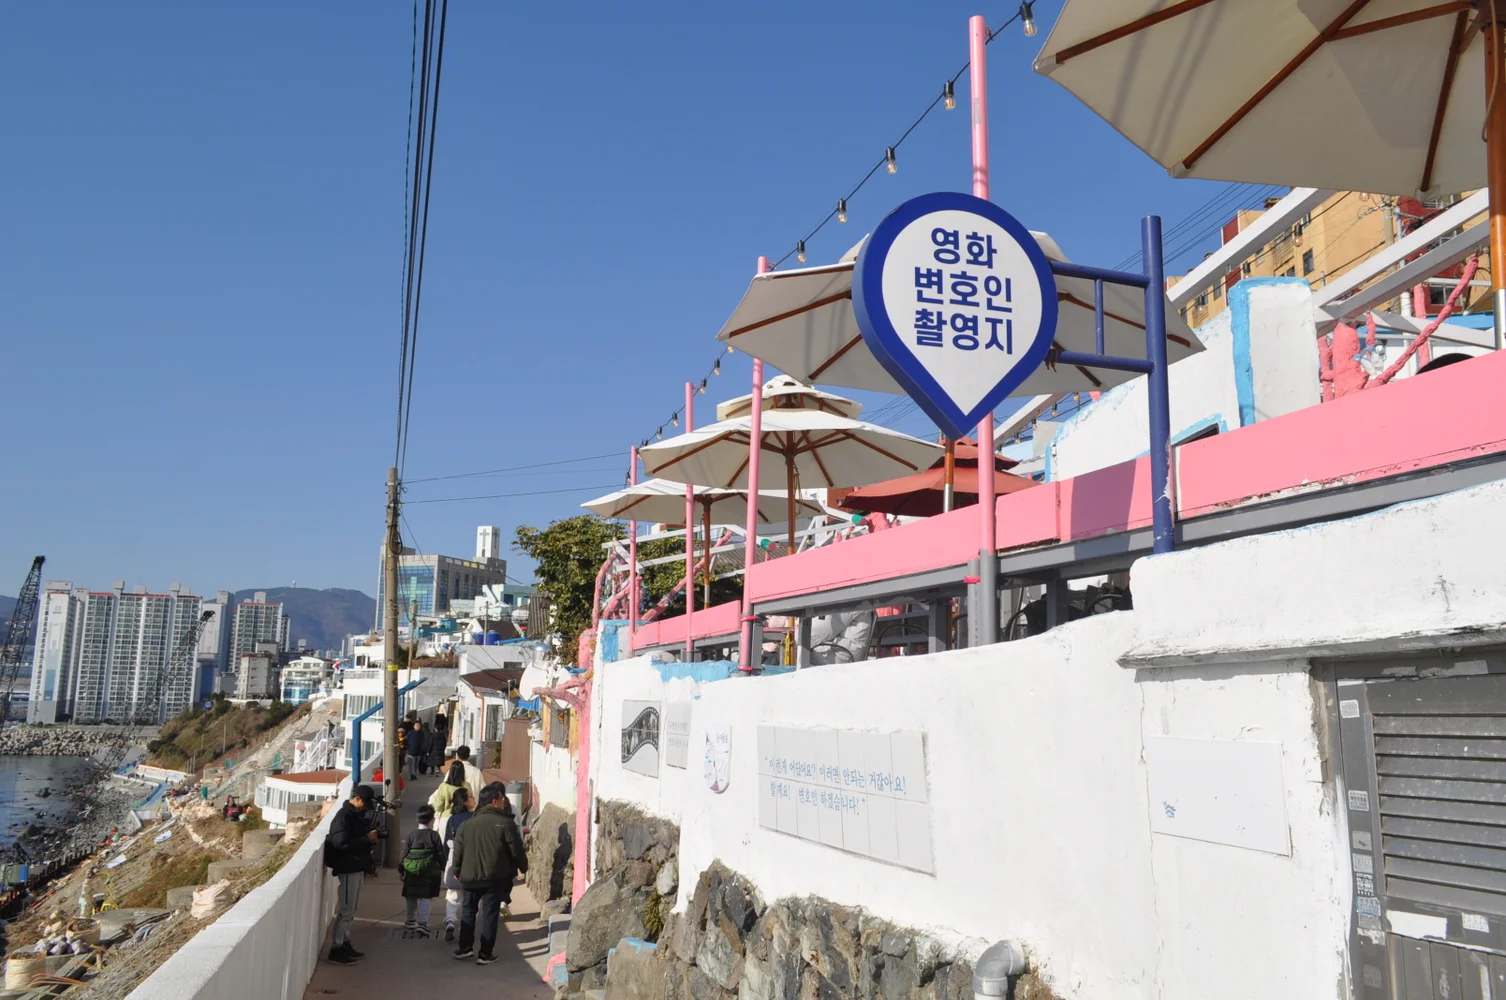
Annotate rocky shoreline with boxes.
[0,727,135,759]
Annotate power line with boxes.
[394,0,449,479]
[408,484,623,505]
[405,452,625,484]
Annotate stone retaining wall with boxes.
[527,801,576,906]
[569,801,1056,1000]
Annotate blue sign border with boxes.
[852,192,1059,441]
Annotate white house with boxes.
[453,668,519,758]
[254,769,343,828]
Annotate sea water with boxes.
[0,755,97,848]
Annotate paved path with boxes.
[304,774,554,999]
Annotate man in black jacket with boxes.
[450,782,527,965]
[324,784,378,965]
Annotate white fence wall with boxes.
[531,738,577,815]
[128,801,338,1000]
[590,480,1506,999]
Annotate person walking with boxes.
[400,804,446,935]
[450,782,527,964]
[323,784,378,965]
[440,786,472,941]
[406,722,429,781]
[429,761,469,830]
[444,745,485,802]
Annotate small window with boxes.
[1213,284,1222,300]
[1302,249,1315,275]
[1241,262,1252,277]
[1195,293,1207,308]
[1285,267,1296,277]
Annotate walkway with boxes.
[303,773,554,999]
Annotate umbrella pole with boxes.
[684,381,695,662]
[703,505,713,607]
[942,438,956,512]
[970,13,999,646]
[738,259,769,675]
[1488,13,1506,350]
[786,451,797,554]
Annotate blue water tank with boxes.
[470,633,484,645]
[486,631,502,645]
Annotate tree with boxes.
[514,515,623,664]
[514,514,744,664]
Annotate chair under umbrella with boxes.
[833,440,1036,519]
[715,232,1202,396]
[638,409,944,551]
[582,478,827,601]
[1032,0,1506,331]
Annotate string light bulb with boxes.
[886,147,897,174]
[943,81,955,111]
[672,413,679,427]
[656,427,663,440]
[699,379,707,394]
[837,199,847,224]
[713,359,721,376]
[797,240,806,264]
[727,344,735,353]
[1020,1,1036,37]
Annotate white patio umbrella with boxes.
[638,409,943,550]
[1032,0,1506,331]
[716,374,863,420]
[715,232,1201,397]
[583,478,827,603]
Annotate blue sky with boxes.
[1,2,1262,596]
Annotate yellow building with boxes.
[1173,191,1486,329]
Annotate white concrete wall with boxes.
[530,737,577,814]
[1048,279,1320,480]
[591,635,1343,1000]
[128,802,337,1000]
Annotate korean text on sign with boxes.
[913,228,1015,353]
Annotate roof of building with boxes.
[460,668,523,694]
[267,769,345,785]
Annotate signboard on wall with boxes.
[621,700,661,778]
[852,191,1059,440]
[665,702,692,770]
[757,725,932,873]
[705,725,731,793]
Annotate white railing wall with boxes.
[126,799,340,1000]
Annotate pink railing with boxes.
[631,350,1506,643]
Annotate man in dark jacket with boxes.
[450,782,527,964]
[325,784,378,965]
[406,722,430,780]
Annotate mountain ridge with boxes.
[231,587,375,654]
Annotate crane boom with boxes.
[0,557,45,723]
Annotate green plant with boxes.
[641,891,667,940]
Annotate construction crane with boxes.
[0,557,45,724]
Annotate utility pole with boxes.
[382,466,403,863]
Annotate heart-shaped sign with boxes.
[852,192,1058,440]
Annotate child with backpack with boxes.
[400,805,447,933]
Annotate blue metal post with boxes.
[348,678,426,788]
[1142,215,1174,554]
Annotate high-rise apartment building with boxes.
[230,593,290,666]
[374,526,508,630]
[29,582,204,724]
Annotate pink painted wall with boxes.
[716,351,1506,610]
[631,598,742,649]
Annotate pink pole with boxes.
[685,381,695,661]
[738,256,769,672]
[970,14,999,645]
[629,446,639,651]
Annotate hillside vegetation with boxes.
[145,695,307,770]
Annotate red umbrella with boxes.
[834,439,1034,518]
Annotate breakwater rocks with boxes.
[0,728,132,759]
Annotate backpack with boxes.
[401,832,443,882]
